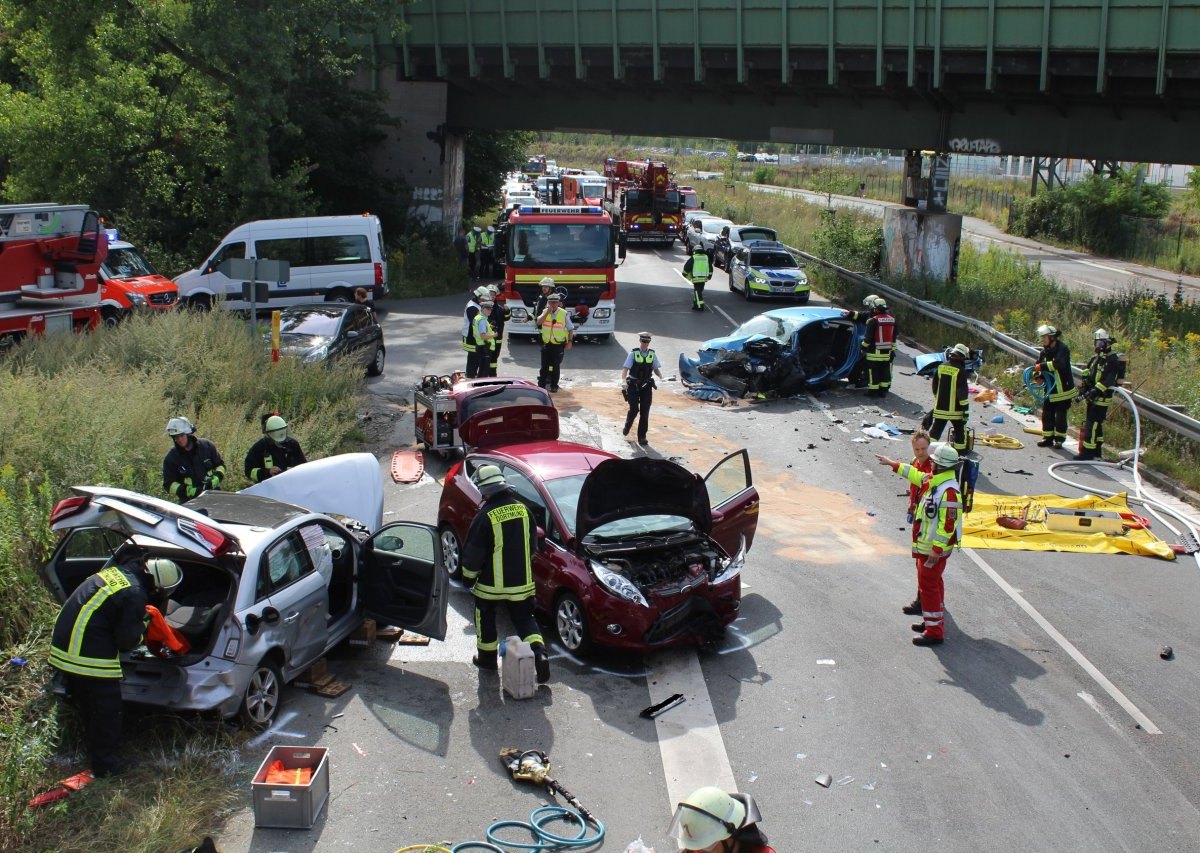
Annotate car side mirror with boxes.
[346,330,359,338]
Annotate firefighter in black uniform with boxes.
[485,284,510,375]
[162,417,226,503]
[620,331,664,446]
[49,547,181,776]
[928,343,972,452]
[1076,328,1122,461]
[245,415,308,482]
[1033,323,1078,448]
[859,297,896,398]
[460,465,550,684]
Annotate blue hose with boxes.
[1022,365,1055,405]
[459,804,603,852]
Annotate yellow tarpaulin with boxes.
[962,492,1175,560]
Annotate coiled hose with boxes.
[1022,365,1055,405]
[1046,386,1200,570]
[439,804,605,853]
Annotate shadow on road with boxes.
[933,618,1047,727]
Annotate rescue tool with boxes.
[498,747,596,826]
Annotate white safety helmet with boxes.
[473,286,490,300]
[166,416,196,437]
[264,415,288,441]
[873,297,888,310]
[930,442,960,469]
[950,343,971,359]
[472,464,505,488]
[668,787,760,850]
[487,284,500,296]
[863,294,880,308]
[487,225,495,233]
[1093,328,1110,342]
[539,276,555,289]
[1036,323,1058,338]
[145,558,182,595]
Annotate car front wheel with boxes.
[555,591,592,654]
[240,658,282,728]
[439,525,463,581]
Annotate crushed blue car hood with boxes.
[699,307,843,352]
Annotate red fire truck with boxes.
[561,174,609,207]
[0,203,107,350]
[602,159,683,245]
[500,205,624,341]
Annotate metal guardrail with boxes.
[788,247,1200,445]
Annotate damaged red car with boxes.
[436,401,759,654]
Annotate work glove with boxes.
[184,484,199,499]
[906,511,914,525]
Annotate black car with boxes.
[271,303,385,376]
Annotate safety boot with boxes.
[911,622,928,633]
[1036,438,1054,448]
[472,650,498,671]
[533,644,550,684]
[902,598,922,615]
[912,635,944,647]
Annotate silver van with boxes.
[174,215,387,311]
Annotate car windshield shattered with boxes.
[730,314,803,344]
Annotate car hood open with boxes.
[242,452,384,532]
[575,457,710,541]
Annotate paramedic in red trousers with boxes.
[1075,328,1122,461]
[620,331,664,446]
[928,343,972,453]
[460,465,550,683]
[49,548,181,776]
[536,291,574,392]
[876,442,962,646]
[162,417,225,503]
[1033,322,1078,449]
[843,295,895,398]
[900,428,933,617]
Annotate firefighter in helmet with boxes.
[857,296,896,397]
[245,414,308,482]
[1076,328,1122,461]
[162,417,226,503]
[50,546,182,776]
[485,283,510,376]
[1032,323,1077,449]
[928,343,972,453]
[462,285,490,378]
[682,244,712,311]
[668,786,775,852]
[460,465,551,684]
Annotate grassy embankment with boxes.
[0,309,366,851]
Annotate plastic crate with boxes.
[251,746,330,829]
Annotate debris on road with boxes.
[815,773,833,788]
[1161,646,1174,660]
[640,693,686,718]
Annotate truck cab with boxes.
[98,230,179,325]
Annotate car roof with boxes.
[280,302,359,316]
[745,240,788,252]
[761,306,844,322]
[478,440,614,480]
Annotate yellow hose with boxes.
[395,847,453,853]
[975,434,1025,449]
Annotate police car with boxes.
[727,240,810,302]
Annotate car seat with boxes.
[164,587,225,644]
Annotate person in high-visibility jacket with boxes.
[900,429,933,617]
[462,285,489,378]
[928,343,971,452]
[460,465,550,683]
[1033,322,1078,448]
[479,226,496,279]
[471,302,498,378]
[876,443,962,646]
[466,226,480,279]
[1076,328,1123,461]
[535,292,574,392]
[682,244,712,310]
[245,414,307,482]
[620,331,664,446]
[162,416,225,503]
[485,284,510,375]
[49,549,181,775]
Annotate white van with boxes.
[174,215,386,310]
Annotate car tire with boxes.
[367,344,385,376]
[239,657,282,728]
[743,280,753,301]
[189,294,212,312]
[325,288,352,304]
[439,525,463,581]
[555,591,592,654]
[101,307,124,328]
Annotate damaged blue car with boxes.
[679,307,867,398]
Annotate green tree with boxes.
[462,129,534,219]
[1182,167,1200,215]
[0,0,404,266]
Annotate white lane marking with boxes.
[710,303,738,329]
[963,548,1162,734]
[648,649,738,805]
[1078,691,1123,733]
[805,391,851,433]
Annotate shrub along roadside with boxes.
[0,309,365,850]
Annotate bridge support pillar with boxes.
[371,80,464,233]
[881,207,963,284]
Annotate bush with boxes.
[811,210,882,274]
[388,222,468,298]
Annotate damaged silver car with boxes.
[41,454,447,727]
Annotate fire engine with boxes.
[602,159,683,245]
[0,203,107,350]
[561,174,609,207]
[522,155,548,181]
[501,205,624,341]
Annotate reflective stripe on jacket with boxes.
[913,472,962,556]
[1037,341,1079,403]
[540,308,569,344]
[686,253,711,283]
[460,491,537,601]
[932,363,969,420]
[1082,351,1121,408]
[50,565,148,678]
[864,313,896,360]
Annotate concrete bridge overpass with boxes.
[365,0,1200,228]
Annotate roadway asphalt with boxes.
[216,246,1200,851]
[748,183,1200,302]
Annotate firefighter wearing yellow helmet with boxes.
[244,414,308,482]
[1032,322,1078,449]
[1075,329,1123,461]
